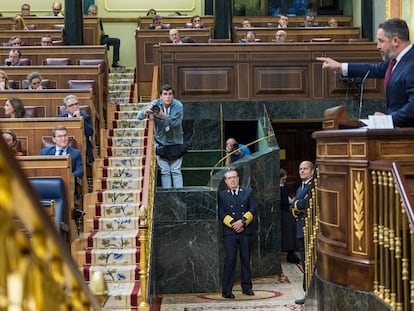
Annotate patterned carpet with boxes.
[158,258,305,311]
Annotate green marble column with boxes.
[64,0,83,45]
[214,0,233,40]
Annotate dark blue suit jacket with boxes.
[348,45,414,127]
[39,146,83,178]
[218,187,257,236]
[291,179,313,238]
[58,112,94,163]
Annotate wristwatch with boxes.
[241,217,246,226]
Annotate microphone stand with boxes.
[358,70,370,120]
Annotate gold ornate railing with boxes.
[137,65,159,311]
[306,161,414,310]
[0,139,101,310]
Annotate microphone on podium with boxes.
[358,70,370,120]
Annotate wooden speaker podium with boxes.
[313,109,414,291]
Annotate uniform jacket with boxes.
[218,187,257,236]
[39,145,83,178]
[291,179,313,238]
[348,45,414,127]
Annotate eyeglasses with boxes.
[67,102,79,108]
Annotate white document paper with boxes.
[359,115,394,129]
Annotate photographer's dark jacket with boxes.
[137,98,183,146]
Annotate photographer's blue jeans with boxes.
[157,156,183,188]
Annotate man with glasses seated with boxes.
[58,95,94,165]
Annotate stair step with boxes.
[94,216,140,231]
[88,230,140,248]
[84,264,140,282]
[85,248,140,265]
[112,119,147,129]
[95,178,143,192]
[109,128,147,137]
[103,156,144,168]
[101,167,144,178]
[95,203,141,218]
[97,190,141,204]
[106,147,145,157]
[104,282,140,308]
[107,136,146,148]
[112,103,149,111]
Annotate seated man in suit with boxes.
[4,49,22,66]
[58,95,94,165]
[148,15,169,29]
[299,13,320,27]
[39,125,83,179]
[87,4,123,68]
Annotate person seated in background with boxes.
[4,49,23,66]
[3,97,26,118]
[58,95,94,165]
[26,72,45,90]
[299,13,320,27]
[148,15,169,29]
[39,125,83,179]
[20,3,35,17]
[241,18,252,28]
[12,15,28,30]
[277,15,289,28]
[40,35,53,46]
[327,17,338,27]
[169,29,182,44]
[87,4,123,68]
[240,31,259,43]
[225,137,251,166]
[190,15,207,28]
[9,36,22,47]
[51,2,64,17]
[2,129,24,156]
[0,70,10,90]
[274,30,287,43]
[146,8,157,17]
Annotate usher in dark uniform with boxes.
[218,186,257,296]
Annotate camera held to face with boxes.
[231,143,239,151]
[149,105,161,114]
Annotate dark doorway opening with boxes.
[224,121,257,153]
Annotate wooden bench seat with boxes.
[0,117,87,195]
[0,30,63,47]
[0,45,108,70]
[0,16,101,45]
[233,26,361,43]
[18,155,76,242]
[135,28,212,97]
[3,65,106,130]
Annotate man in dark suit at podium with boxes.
[218,169,257,299]
[317,18,414,127]
[291,161,314,305]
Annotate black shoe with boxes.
[295,298,305,305]
[222,292,235,299]
[287,254,301,264]
[112,62,124,68]
[242,289,254,296]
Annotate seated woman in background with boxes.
[26,72,45,90]
[4,97,25,118]
[12,15,28,31]
[2,129,24,156]
[0,70,10,90]
[146,8,157,17]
